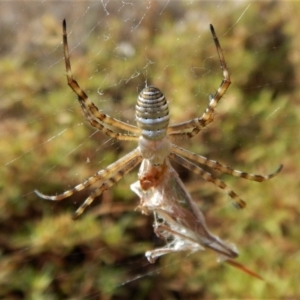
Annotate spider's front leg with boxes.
[170,146,282,209]
[35,148,142,219]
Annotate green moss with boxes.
[1,1,299,299]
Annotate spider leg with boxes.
[167,94,214,137]
[35,148,141,203]
[167,24,230,138]
[77,104,139,141]
[62,19,140,141]
[171,144,283,181]
[72,154,142,219]
[169,152,246,209]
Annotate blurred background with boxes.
[0,0,299,299]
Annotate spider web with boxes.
[1,1,299,298]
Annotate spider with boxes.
[35,20,282,220]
